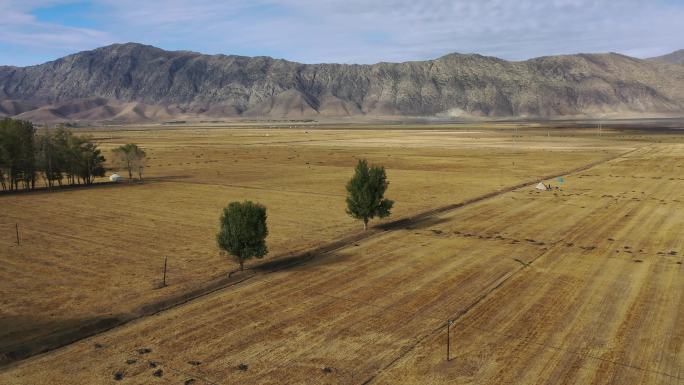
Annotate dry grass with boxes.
[3,125,682,384]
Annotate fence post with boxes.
[446,319,454,361]
[162,257,167,287]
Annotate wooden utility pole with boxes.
[446,319,454,361]
[15,223,20,246]
[162,257,167,287]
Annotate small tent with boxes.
[109,173,123,182]
[535,182,548,191]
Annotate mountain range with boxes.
[0,43,683,123]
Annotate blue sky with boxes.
[1,0,683,66]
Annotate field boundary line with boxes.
[0,146,642,371]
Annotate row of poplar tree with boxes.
[0,118,106,191]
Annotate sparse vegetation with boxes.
[346,159,394,230]
[112,143,147,181]
[217,201,269,271]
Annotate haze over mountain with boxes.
[1,43,683,123]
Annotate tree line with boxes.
[0,117,147,192]
[0,118,106,191]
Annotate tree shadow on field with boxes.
[0,314,124,367]
[252,251,354,273]
[378,214,452,231]
[0,181,130,196]
[254,216,453,274]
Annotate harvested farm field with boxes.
[1,123,683,384]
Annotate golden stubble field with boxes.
[2,123,682,384]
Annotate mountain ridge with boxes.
[1,43,683,123]
[648,49,684,65]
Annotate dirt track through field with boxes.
[0,144,644,378]
[359,160,650,385]
[365,145,684,385]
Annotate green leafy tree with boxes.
[346,159,394,230]
[0,159,6,191]
[53,127,79,185]
[53,132,105,185]
[0,118,36,191]
[217,201,269,271]
[0,134,7,191]
[112,143,147,181]
[76,141,106,184]
[36,129,64,188]
[0,168,6,191]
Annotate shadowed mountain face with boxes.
[1,43,683,122]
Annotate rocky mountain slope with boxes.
[1,43,683,122]
[648,49,684,65]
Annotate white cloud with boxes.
[0,0,682,66]
[0,0,112,51]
